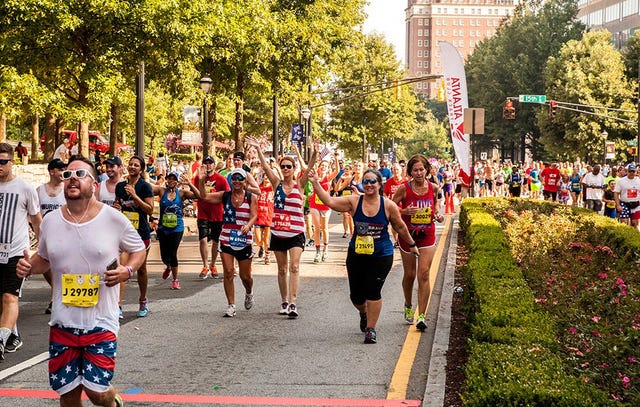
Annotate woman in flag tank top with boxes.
[198,167,257,318]
[309,168,419,344]
[392,154,444,333]
[247,138,317,319]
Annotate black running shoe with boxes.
[359,313,367,333]
[5,333,22,353]
[364,328,377,344]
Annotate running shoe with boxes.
[171,279,181,290]
[287,303,299,319]
[210,266,219,279]
[280,302,289,315]
[403,305,414,324]
[258,247,264,258]
[137,299,149,317]
[0,339,5,360]
[307,239,315,247]
[359,313,367,333]
[115,394,124,407]
[342,232,348,238]
[364,328,377,344]
[244,293,254,310]
[119,306,124,320]
[198,267,209,280]
[45,301,52,315]
[162,266,171,280]
[5,333,22,353]
[321,250,327,262]
[416,314,427,332]
[313,252,321,263]
[264,255,270,265]
[224,304,236,318]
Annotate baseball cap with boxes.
[230,168,247,178]
[233,151,245,161]
[48,158,66,171]
[203,156,215,164]
[627,163,637,172]
[105,156,122,166]
[167,172,179,179]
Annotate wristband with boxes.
[408,242,417,248]
[126,266,134,280]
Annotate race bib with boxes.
[511,182,520,188]
[0,243,10,264]
[123,211,140,228]
[229,229,247,247]
[572,182,581,190]
[162,213,178,228]
[628,189,638,199]
[273,213,291,230]
[411,207,432,225]
[61,273,100,308]
[342,189,352,196]
[354,235,374,255]
[606,202,616,209]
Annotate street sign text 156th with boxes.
[518,94,547,104]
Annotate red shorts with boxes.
[399,227,436,251]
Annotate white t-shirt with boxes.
[37,183,66,217]
[0,177,39,261]
[38,204,145,334]
[582,172,605,200]
[53,144,69,160]
[614,176,640,203]
[98,180,116,206]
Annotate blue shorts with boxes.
[49,325,117,395]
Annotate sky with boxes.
[363,0,406,64]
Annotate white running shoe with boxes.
[224,304,236,318]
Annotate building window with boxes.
[436,19,441,25]
[418,50,423,57]
[418,40,423,46]
[418,18,423,26]
[417,82,422,89]
[418,61,423,67]
[424,19,430,26]
[418,29,423,36]
[436,29,441,36]
[453,20,458,26]
[470,20,475,26]
[425,30,430,37]
[459,19,464,26]
[425,61,429,68]
[436,61,441,68]
[459,30,464,36]
[425,40,429,46]
[425,50,430,57]
[443,29,447,35]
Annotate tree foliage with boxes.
[538,30,635,162]
[466,0,584,160]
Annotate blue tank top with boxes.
[159,188,184,234]
[349,195,394,257]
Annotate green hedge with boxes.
[459,199,615,406]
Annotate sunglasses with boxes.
[280,164,293,170]
[61,169,95,181]
[362,178,378,185]
[0,159,12,165]
[230,175,246,181]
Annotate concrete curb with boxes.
[423,217,458,406]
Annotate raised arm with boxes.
[299,143,318,186]
[247,138,280,187]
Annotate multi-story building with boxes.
[405,0,516,98]
[577,0,640,49]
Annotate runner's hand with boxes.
[16,249,32,278]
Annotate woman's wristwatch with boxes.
[408,242,417,248]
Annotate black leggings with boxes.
[345,248,393,305]
[158,231,183,267]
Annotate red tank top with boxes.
[400,180,435,231]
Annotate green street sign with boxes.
[627,140,638,146]
[518,94,547,103]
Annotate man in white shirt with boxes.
[16,156,145,407]
[614,163,640,228]
[581,164,606,212]
[53,138,71,163]
[0,143,41,358]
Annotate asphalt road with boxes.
[0,213,453,407]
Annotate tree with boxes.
[465,0,584,161]
[538,30,635,162]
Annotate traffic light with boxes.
[502,99,515,120]
[437,81,446,102]
[549,100,557,118]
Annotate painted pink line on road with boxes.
[0,388,421,406]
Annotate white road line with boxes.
[0,351,49,381]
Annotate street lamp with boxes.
[301,106,311,161]
[602,129,608,165]
[200,76,213,157]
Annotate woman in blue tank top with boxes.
[152,172,200,289]
[309,168,419,344]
